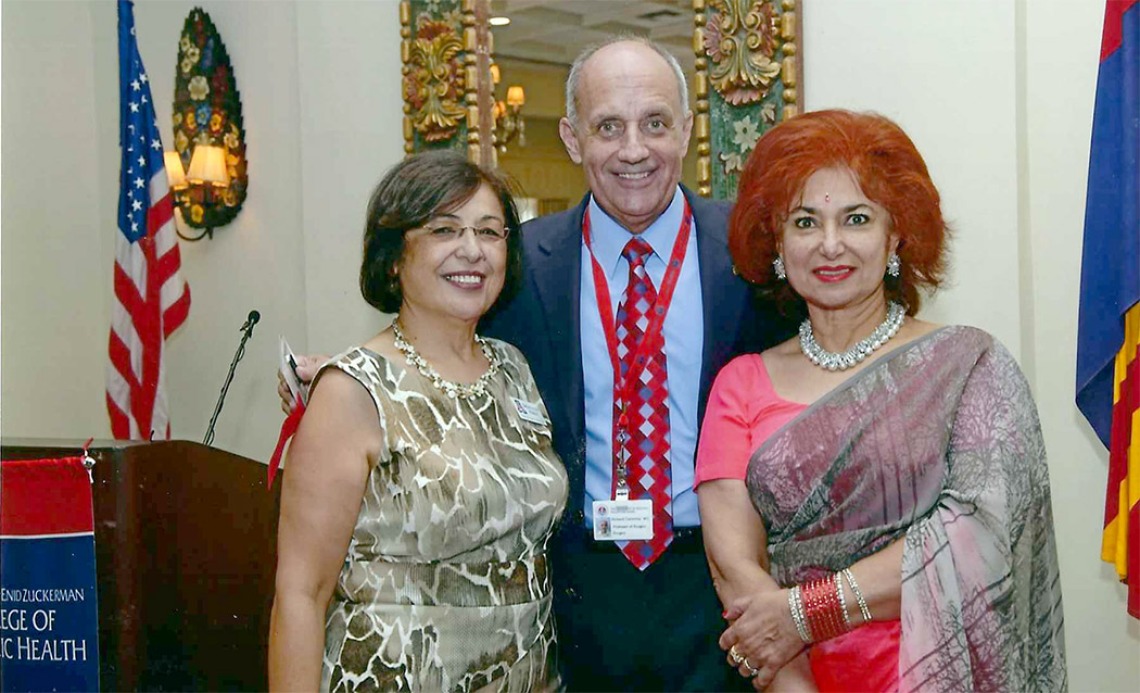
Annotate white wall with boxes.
[2,1,109,439]
[802,0,1139,688]
[295,0,406,356]
[802,0,1023,352]
[2,0,404,462]
[115,0,312,458]
[2,0,1136,687]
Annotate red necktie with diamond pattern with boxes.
[614,237,673,569]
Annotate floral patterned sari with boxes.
[746,326,1066,691]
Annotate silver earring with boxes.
[773,255,787,280]
[886,253,901,278]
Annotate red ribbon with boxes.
[582,200,692,446]
[267,399,305,489]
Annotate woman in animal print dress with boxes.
[269,151,568,692]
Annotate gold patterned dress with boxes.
[315,339,568,692]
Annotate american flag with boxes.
[107,0,191,440]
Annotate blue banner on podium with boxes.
[1,457,100,692]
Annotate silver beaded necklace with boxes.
[799,301,906,371]
[391,319,500,399]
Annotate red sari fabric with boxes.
[809,620,901,692]
[697,327,1067,692]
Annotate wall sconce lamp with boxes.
[164,150,188,190]
[493,84,526,153]
[169,7,248,242]
[165,145,231,241]
[489,61,526,153]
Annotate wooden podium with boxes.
[1,439,281,691]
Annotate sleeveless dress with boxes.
[315,339,568,692]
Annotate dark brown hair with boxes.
[360,150,523,314]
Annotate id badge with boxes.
[592,499,654,541]
[509,396,548,426]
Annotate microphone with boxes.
[203,309,260,446]
[240,310,260,333]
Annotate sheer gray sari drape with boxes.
[745,326,1066,691]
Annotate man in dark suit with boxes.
[482,37,788,691]
[283,36,788,691]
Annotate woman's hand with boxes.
[721,589,806,690]
[699,479,816,691]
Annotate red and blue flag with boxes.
[1077,0,1139,619]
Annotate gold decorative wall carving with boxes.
[401,0,491,161]
[694,0,802,199]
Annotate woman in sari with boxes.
[695,110,1066,692]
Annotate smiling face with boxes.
[396,183,507,325]
[558,41,692,234]
[781,167,899,313]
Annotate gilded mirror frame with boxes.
[401,0,803,200]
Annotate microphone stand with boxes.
[203,313,258,446]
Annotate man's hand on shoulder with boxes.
[277,354,327,414]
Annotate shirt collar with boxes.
[586,186,686,278]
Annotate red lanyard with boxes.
[582,199,693,427]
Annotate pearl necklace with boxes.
[391,319,500,399]
[799,301,906,371]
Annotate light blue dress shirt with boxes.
[579,187,705,528]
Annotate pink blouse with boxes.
[696,354,902,692]
[693,355,898,688]
[694,354,808,487]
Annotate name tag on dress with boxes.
[510,397,548,425]
[592,500,654,541]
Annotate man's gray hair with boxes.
[564,35,691,128]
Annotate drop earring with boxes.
[773,255,787,280]
[886,253,901,278]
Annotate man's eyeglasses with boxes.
[411,223,510,242]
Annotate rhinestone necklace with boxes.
[799,301,906,372]
[391,319,500,399]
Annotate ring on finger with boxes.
[729,645,744,665]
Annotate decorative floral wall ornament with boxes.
[403,18,467,142]
[719,151,745,175]
[694,0,803,200]
[704,0,781,105]
[400,0,486,161]
[731,116,762,151]
[171,6,247,234]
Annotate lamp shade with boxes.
[164,151,188,189]
[186,145,230,187]
[506,85,525,108]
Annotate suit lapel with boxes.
[685,187,749,424]
[531,196,588,448]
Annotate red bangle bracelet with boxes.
[800,575,849,642]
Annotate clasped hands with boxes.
[720,588,806,691]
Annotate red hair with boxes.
[729,109,950,315]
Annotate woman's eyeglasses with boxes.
[411,223,510,242]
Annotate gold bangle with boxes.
[842,568,872,623]
[833,571,852,630]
